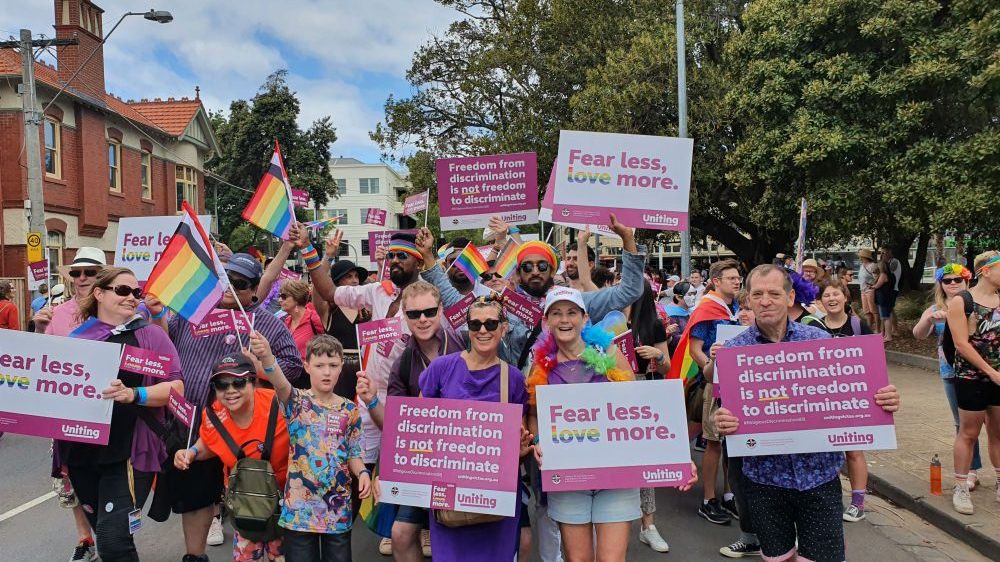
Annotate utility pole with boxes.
[675,0,691,278]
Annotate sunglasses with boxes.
[386,252,411,261]
[228,277,253,291]
[941,277,966,285]
[468,319,502,332]
[212,377,251,391]
[404,307,439,320]
[107,285,142,299]
[68,269,99,278]
[519,262,550,274]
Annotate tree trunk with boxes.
[908,231,930,290]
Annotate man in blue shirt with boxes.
[715,264,900,562]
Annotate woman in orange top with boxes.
[0,281,20,330]
[174,355,290,562]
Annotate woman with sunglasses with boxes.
[63,267,183,562]
[913,264,984,490]
[279,279,325,362]
[33,246,108,336]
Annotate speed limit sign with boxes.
[26,231,44,263]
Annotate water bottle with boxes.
[930,454,942,496]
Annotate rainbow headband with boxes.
[977,254,1000,275]
[935,263,972,282]
[386,240,422,260]
[517,241,558,269]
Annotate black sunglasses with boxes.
[108,285,142,299]
[468,319,502,332]
[212,378,251,391]
[386,252,411,261]
[941,278,966,285]
[404,307,439,320]
[68,269,99,278]
[519,262,550,274]
[228,277,253,291]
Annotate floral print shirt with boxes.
[954,302,1000,382]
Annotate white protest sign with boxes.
[116,215,213,283]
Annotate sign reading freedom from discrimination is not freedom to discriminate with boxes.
[536,380,693,492]
[716,334,897,457]
[379,396,525,516]
[436,152,538,231]
[552,130,693,231]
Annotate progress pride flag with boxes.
[717,334,897,457]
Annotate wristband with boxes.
[263,363,276,374]
[508,226,520,234]
[189,445,200,458]
[657,352,666,363]
[359,468,372,479]
[134,387,148,406]
[366,396,380,410]
[150,307,168,320]
[302,244,322,271]
[531,435,539,445]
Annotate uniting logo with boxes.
[457,492,497,510]
[641,213,680,227]
[642,468,683,483]
[62,424,101,440]
[827,430,875,446]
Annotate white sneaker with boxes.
[639,525,670,553]
[69,540,97,562]
[842,504,865,522]
[420,529,431,557]
[967,472,978,492]
[378,537,393,556]
[207,515,225,546]
[952,485,974,515]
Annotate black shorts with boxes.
[955,377,1000,412]
[746,477,844,562]
[164,456,224,514]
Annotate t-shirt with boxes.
[953,301,1000,383]
[689,299,739,356]
[805,315,873,338]
[31,296,47,314]
[200,388,291,490]
[279,388,362,534]
[0,300,19,330]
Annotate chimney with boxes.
[54,0,106,96]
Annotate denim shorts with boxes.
[395,505,429,527]
[547,488,641,525]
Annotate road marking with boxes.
[0,491,56,523]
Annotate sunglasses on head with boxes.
[386,252,411,261]
[228,277,253,291]
[107,285,142,299]
[404,307,439,320]
[468,318,502,332]
[212,377,251,391]
[941,277,965,285]
[519,262,550,274]
[68,269,99,278]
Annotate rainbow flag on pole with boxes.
[242,141,296,239]
[451,241,490,281]
[493,238,519,279]
[667,292,735,387]
[145,202,226,324]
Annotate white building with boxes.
[320,158,410,269]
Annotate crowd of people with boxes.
[7,215,998,562]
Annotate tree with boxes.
[207,70,338,243]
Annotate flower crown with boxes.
[935,263,971,282]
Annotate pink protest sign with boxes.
[552,131,693,231]
[120,345,172,379]
[613,330,639,373]
[29,260,48,282]
[278,268,300,281]
[167,389,196,428]
[716,334,897,457]
[190,309,253,337]
[500,287,543,327]
[357,317,403,347]
[536,380,692,491]
[378,396,524,515]
[650,281,662,296]
[444,293,475,330]
[403,191,429,216]
[291,189,311,208]
[436,152,539,231]
[368,230,419,259]
[365,208,388,226]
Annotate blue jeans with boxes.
[944,379,983,470]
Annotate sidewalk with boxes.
[870,360,998,560]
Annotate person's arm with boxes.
[246,330,292,404]
[291,222,339,304]
[32,306,52,333]
[349,457,372,498]
[256,241,295,303]
[356,370,384,429]
[579,215,642,320]
[260,314,305,384]
[488,216,524,246]
[575,228,598,292]
[689,336,710,371]
[101,378,183,408]
[173,437,217,470]
[912,306,939,340]
[415,227,465,308]
[872,268,888,290]
[143,296,170,333]
[948,294,1000,383]
[7,304,20,330]
[636,340,671,375]
[874,385,901,413]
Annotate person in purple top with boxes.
[715,265,901,562]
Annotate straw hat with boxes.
[857,249,875,261]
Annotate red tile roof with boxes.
[127,98,203,137]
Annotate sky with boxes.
[0,0,457,166]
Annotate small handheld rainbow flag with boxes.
[242,141,296,239]
[493,238,519,279]
[450,241,489,281]
[145,202,226,324]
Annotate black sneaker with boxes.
[721,497,740,520]
[182,555,210,562]
[70,540,96,562]
[698,498,732,525]
[719,540,761,558]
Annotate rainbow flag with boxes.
[493,238,519,279]
[451,241,489,281]
[145,202,226,324]
[666,292,735,387]
[242,141,296,239]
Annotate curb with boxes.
[884,349,937,372]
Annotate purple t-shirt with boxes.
[417,352,526,562]
[549,359,607,385]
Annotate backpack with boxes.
[941,291,976,368]
[206,396,283,542]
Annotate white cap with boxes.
[667,275,681,283]
[543,286,586,315]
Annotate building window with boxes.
[141,152,152,199]
[361,240,370,256]
[175,165,198,212]
[359,177,379,194]
[108,142,121,192]
[47,231,64,287]
[44,119,61,178]
[360,208,370,223]
[335,178,347,195]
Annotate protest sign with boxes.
[613,330,638,373]
[365,208,388,226]
[0,331,121,444]
[357,317,403,348]
[291,189,311,208]
[536,380,692,491]
[713,324,749,397]
[500,287,543,327]
[167,389,196,428]
[538,161,619,239]
[368,229,419,278]
[444,293,475,330]
[437,152,539,231]
[190,309,253,337]
[716,334,897,457]
[120,345,172,380]
[29,260,48,282]
[116,215,213,283]
[379,396,524,516]
[552,131,693,231]
[404,191,429,216]
[278,268,300,281]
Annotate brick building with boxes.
[0,0,219,299]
